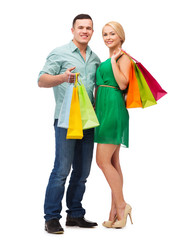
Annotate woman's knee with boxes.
[96,156,102,169]
[96,156,109,171]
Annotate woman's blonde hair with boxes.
[103,21,125,45]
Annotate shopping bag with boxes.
[126,61,142,108]
[78,81,100,129]
[134,64,157,108]
[57,83,74,128]
[66,75,83,139]
[121,50,167,105]
[136,62,167,101]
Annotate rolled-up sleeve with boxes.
[38,52,62,81]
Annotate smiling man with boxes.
[38,14,100,234]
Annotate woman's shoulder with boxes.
[117,53,131,70]
[118,53,131,64]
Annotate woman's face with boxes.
[102,25,121,49]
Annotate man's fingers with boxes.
[68,66,76,72]
[65,67,80,83]
[68,74,75,82]
[67,72,80,83]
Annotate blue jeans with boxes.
[44,120,94,221]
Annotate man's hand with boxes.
[63,67,79,83]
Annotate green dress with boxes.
[94,58,129,147]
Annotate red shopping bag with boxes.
[136,62,167,101]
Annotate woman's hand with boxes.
[111,48,123,62]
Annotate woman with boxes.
[94,21,133,228]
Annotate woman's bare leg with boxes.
[108,145,125,220]
[96,144,126,220]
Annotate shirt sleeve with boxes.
[38,51,62,81]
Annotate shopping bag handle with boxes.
[74,73,79,87]
[73,73,82,87]
[121,50,139,63]
[75,74,83,86]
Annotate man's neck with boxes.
[72,39,88,61]
[72,39,87,53]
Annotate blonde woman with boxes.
[94,21,133,228]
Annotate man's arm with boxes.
[38,67,77,88]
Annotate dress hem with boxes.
[94,140,128,148]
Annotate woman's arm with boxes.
[111,50,131,90]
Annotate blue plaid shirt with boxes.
[38,41,100,119]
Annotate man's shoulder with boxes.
[90,50,101,63]
[49,43,70,56]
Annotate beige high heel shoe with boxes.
[102,216,117,228]
[112,204,133,228]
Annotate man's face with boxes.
[71,19,94,45]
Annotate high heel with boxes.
[112,204,133,228]
[102,216,117,228]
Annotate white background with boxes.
[0,0,186,239]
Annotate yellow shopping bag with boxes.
[66,74,83,139]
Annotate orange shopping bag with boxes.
[126,61,142,108]
[66,74,83,139]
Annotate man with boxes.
[38,14,100,234]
